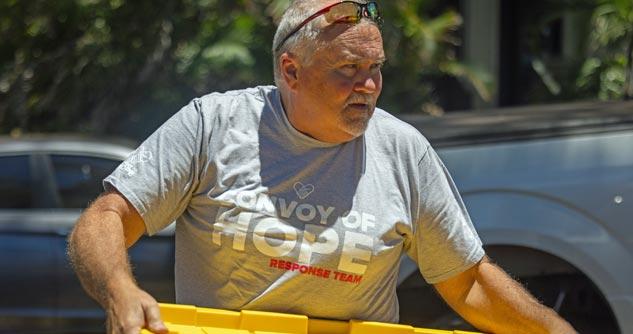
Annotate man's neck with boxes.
[279,90,355,144]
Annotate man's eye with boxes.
[370,63,384,71]
[339,64,358,76]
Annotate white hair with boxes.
[272,0,328,86]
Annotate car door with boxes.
[0,154,61,332]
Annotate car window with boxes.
[50,155,121,209]
[0,155,32,209]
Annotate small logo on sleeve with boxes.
[120,149,153,177]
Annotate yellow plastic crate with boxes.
[140,303,481,334]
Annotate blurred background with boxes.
[1,0,633,333]
[1,0,631,140]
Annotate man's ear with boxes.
[280,53,300,90]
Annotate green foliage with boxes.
[379,0,491,114]
[0,0,483,138]
[504,0,631,104]
[576,0,633,99]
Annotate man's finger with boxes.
[143,302,168,334]
[123,325,142,334]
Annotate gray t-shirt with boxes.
[104,85,484,323]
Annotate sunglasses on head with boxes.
[275,1,382,52]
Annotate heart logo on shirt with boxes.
[293,182,315,199]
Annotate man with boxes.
[68,1,577,333]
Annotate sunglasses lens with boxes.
[367,2,379,20]
[325,2,360,24]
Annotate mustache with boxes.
[345,95,374,106]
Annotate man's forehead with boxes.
[338,48,386,63]
[320,23,385,62]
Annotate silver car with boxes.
[398,100,633,333]
[0,136,175,333]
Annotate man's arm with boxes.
[433,256,576,334]
[67,191,168,334]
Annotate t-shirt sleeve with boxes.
[407,146,485,284]
[103,98,207,236]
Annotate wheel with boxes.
[397,262,620,333]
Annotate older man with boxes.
[68,1,576,333]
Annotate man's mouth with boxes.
[347,103,370,110]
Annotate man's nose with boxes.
[353,73,378,94]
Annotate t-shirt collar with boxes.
[268,87,341,148]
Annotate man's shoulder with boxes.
[186,86,277,125]
[366,109,431,164]
[197,85,275,105]
[369,108,430,144]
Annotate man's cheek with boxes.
[374,74,383,93]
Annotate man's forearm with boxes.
[436,258,576,334]
[67,207,137,307]
[68,195,167,334]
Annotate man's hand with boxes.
[105,278,168,334]
[434,256,577,334]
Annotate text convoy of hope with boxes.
[211,191,379,277]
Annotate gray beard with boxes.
[340,108,373,137]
